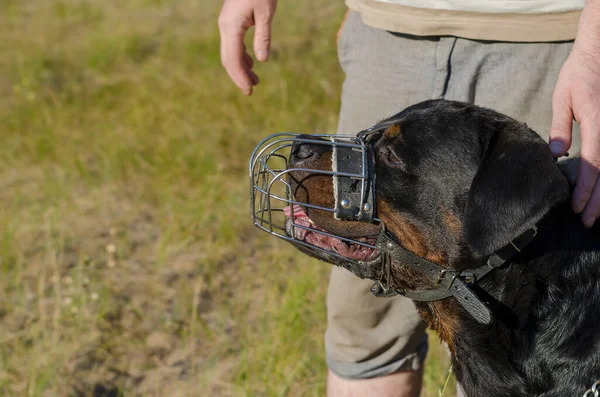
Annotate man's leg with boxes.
[326,268,427,397]
[443,38,581,154]
[327,368,423,397]
[327,12,455,396]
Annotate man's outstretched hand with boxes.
[218,0,277,95]
[550,0,600,228]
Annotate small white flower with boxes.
[106,243,117,254]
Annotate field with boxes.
[0,1,455,396]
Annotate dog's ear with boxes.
[464,120,570,257]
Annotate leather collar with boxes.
[370,225,538,324]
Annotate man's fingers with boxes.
[549,84,574,156]
[581,179,600,227]
[248,68,259,85]
[253,6,275,62]
[243,52,254,69]
[220,31,253,95]
[242,53,259,85]
[218,0,276,94]
[218,6,254,95]
[574,119,600,217]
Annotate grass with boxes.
[0,0,455,396]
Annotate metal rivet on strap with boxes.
[340,199,350,208]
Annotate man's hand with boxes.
[218,0,277,95]
[550,0,600,227]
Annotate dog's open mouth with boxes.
[283,205,380,262]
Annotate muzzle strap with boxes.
[332,140,375,222]
[371,226,539,324]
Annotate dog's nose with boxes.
[290,135,331,166]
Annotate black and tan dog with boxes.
[285,99,600,397]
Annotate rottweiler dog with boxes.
[285,99,600,397]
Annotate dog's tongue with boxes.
[283,205,379,261]
[283,205,307,218]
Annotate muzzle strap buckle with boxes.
[332,139,375,222]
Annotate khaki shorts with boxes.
[326,10,580,380]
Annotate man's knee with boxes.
[326,266,428,379]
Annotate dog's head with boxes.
[286,99,570,291]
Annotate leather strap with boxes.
[450,278,492,324]
[332,141,376,222]
[371,225,538,324]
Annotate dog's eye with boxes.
[381,147,406,169]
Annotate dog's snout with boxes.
[290,135,332,166]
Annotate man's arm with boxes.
[218,0,278,95]
[550,0,600,227]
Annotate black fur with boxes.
[377,100,599,396]
[286,99,600,396]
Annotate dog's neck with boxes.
[431,198,600,397]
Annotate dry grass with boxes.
[0,1,454,396]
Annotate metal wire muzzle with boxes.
[248,133,379,264]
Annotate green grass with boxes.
[0,1,455,396]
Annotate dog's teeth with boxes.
[308,219,315,225]
[332,246,338,253]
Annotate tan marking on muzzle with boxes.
[290,151,334,214]
[378,200,446,265]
